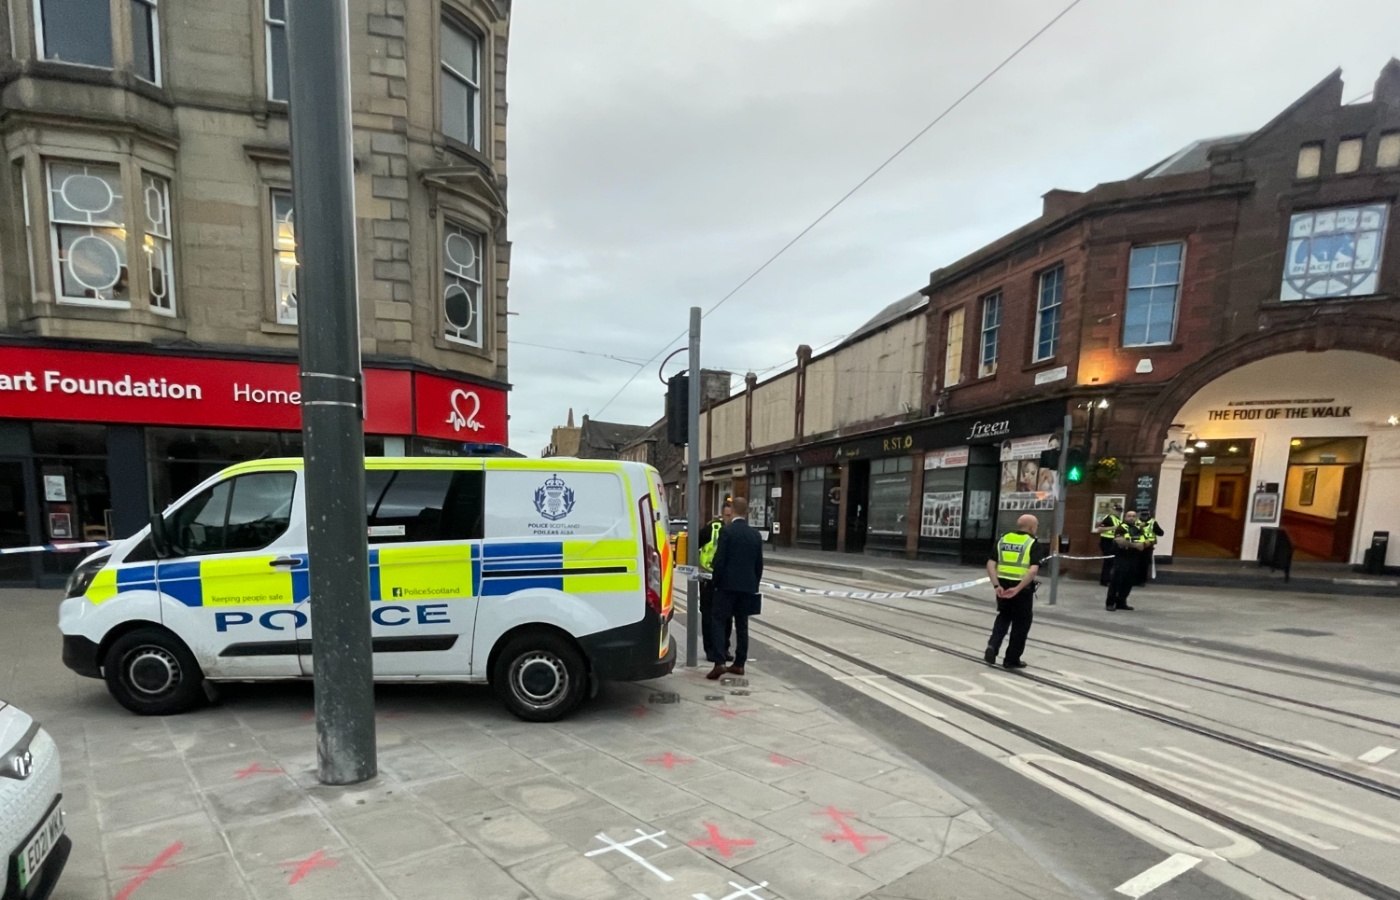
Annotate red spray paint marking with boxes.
[768,753,803,767]
[818,807,887,855]
[234,762,284,780]
[688,823,756,859]
[643,752,694,770]
[280,850,338,885]
[712,707,759,720]
[629,704,651,718]
[114,841,184,900]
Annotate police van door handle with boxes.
[270,557,298,568]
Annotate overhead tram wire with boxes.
[591,0,1088,418]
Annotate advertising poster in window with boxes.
[1092,494,1127,528]
[920,491,963,539]
[48,512,73,540]
[999,460,1055,511]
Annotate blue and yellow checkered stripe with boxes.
[84,540,639,606]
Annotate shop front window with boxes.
[32,423,110,578]
[920,466,965,540]
[868,457,914,537]
[749,474,772,529]
[797,468,825,541]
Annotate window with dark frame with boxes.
[364,469,484,542]
[131,0,160,83]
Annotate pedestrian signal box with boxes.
[666,375,688,446]
[1064,448,1087,484]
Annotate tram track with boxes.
[728,590,1400,900]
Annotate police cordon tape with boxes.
[0,541,111,556]
[676,553,1117,601]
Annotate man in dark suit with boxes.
[707,496,764,680]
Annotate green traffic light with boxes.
[1066,465,1084,484]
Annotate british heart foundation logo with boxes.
[446,389,486,433]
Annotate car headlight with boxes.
[65,555,108,599]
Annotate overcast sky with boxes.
[503,0,1400,456]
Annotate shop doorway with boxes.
[0,459,39,584]
[1175,439,1254,558]
[1282,437,1366,563]
[844,460,870,553]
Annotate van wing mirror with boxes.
[148,514,173,559]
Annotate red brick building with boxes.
[924,62,1400,570]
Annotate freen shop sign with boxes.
[0,346,507,443]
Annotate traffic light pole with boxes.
[684,307,701,668]
[286,0,377,785]
[1046,413,1072,608]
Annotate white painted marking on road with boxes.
[1055,670,1192,710]
[833,673,887,683]
[985,673,1113,713]
[853,675,948,719]
[916,674,1057,716]
[1007,754,1258,860]
[1360,746,1397,765]
[1114,853,1201,898]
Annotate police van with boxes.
[58,457,676,722]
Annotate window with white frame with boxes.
[47,161,129,305]
[1033,265,1064,362]
[131,0,160,83]
[979,292,1001,378]
[443,222,483,347]
[265,0,289,102]
[1123,242,1183,347]
[1281,204,1389,301]
[440,17,481,149]
[271,190,298,324]
[943,307,964,388]
[141,172,175,314]
[37,0,114,68]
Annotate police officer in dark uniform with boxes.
[1093,504,1124,586]
[1106,512,1147,611]
[984,514,1045,670]
[698,502,733,662]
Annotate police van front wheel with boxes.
[493,633,587,722]
[103,627,206,716]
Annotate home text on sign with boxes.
[1207,398,1352,422]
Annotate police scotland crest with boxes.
[534,474,576,522]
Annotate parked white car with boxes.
[0,700,68,900]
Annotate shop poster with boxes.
[920,491,964,539]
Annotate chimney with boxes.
[1376,58,1400,106]
[566,407,575,428]
[1041,188,1082,218]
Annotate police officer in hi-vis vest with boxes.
[699,501,734,662]
[984,514,1046,670]
[1106,512,1148,611]
[1093,504,1124,586]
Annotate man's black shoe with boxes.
[983,648,997,665]
[1105,605,1116,611]
[1003,660,1028,669]
[1116,605,1135,611]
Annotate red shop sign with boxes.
[0,346,416,433]
[412,371,509,445]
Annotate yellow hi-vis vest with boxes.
[698,520,723,570]
[995,532,1036,582]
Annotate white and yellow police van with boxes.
[58,457,676,722]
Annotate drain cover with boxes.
[1268,627,1333,637]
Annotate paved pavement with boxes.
[1,586,1081,900]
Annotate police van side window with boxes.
[364,469,483,542]
[168,472,296,557]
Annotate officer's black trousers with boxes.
[699,580,731,660]
[987,589,1034,665]
[1106,558,1136,608]
[1098,539,1115,585]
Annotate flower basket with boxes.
[1093,456,1122,483]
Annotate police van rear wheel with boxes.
[493,633,587,722]
[104,627,206,716]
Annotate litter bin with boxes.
[1364,531,1390,575]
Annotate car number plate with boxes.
[17,799,65,890]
